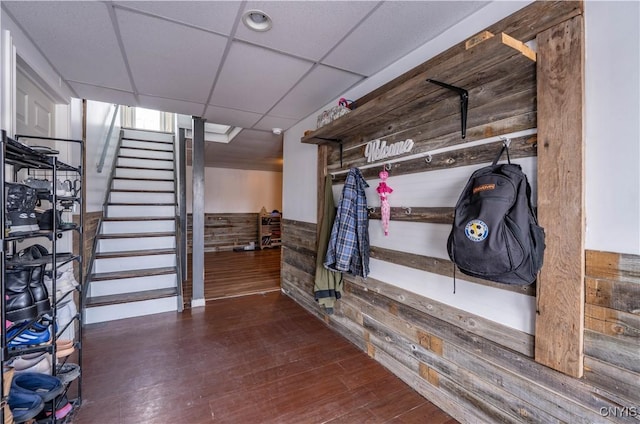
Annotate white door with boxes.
[16,65,55,138]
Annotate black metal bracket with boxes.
[315,137,344,168]
[426,79,469,139]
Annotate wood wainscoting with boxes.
[187,213,259,252]
[281,219,638,423]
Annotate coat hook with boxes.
[500,136,512,148]
[367,206,376,213]
[402,206,412,215]
[383,163,391,171]
[331,173,336,180]
[424,154,432,164]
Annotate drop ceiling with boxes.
[2,1,490,171]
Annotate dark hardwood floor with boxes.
[182,248,281,304]
[75,291,458,423]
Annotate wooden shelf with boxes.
[258,208,282,249]
[301,32,536,146]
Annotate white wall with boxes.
[186,166,282,214]
[584,1,640,255]
[85,101,120,212]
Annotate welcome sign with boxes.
[364,138,415,163]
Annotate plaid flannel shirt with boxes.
[324,167,370,278]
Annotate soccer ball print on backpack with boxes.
[447,141,545,286]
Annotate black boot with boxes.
[10,245,51,315]
[29,264,51,315]
[5,267,37,321]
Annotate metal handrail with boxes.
[174,128,185,312]
[96,104,119,173]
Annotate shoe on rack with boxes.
[29,264,50,316]
[10,352,52,375]
[41,394,73,420]
[56,300,78,342]
[7,385,44,424]
[55,180,72,197]
[5,183,33,234]
[55,363,80,385]
[37,208,76,231]
[11,245,52,315]
[6,321,51,348]
[11,373,64,403]
[43,267,79,303]
[4,268,37,322]
[7,245,52,315]
[22,186,40,232]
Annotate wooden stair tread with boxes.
[112,177,174,182]
[98,231,175,239]
[107,202,175,206]
[95,248,176,259]
[120,145,174,153]
[102,216,175,222]
[116,165,173,171]
[86,287,178,307]
[110,189,174,193]
[118,155,173,161]
[89,266,177,282]
[121,137,173,145]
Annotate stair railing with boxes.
[96,104,119,173]
[174,128,187,311]
[101,129,125,217]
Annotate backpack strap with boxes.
[492,139,512,165]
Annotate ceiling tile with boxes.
[323,1,489,76]
[202,105,263,129]
[113,1,242,35]
[3,1,132,91]
[210,41,313,114]
[235,1,379,61]
[67,81,137,107]
[269,65,363,120]
[252,115,301,133]
[137,95,204,117]
[116,7,228,103]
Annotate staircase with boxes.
[84,128,181,324]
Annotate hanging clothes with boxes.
[324,167,370,278]
[376,170,393,236]
[314,175,344,313]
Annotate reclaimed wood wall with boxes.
[186,213,258,252]
[584,250,640,408]
[282,1,639,423]
[73,211,101,282]
[282,220,639,423]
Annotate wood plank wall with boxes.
[73,210,101,282]
[186,213,258,252]
[584,250,640,407]
[282,1,639,423]
[282,220,639,423]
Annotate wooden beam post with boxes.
[317,144,329,241]
[535,15,585,377]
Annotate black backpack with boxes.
[447,143,545,286]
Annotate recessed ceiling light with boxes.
[242,9,272,32]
